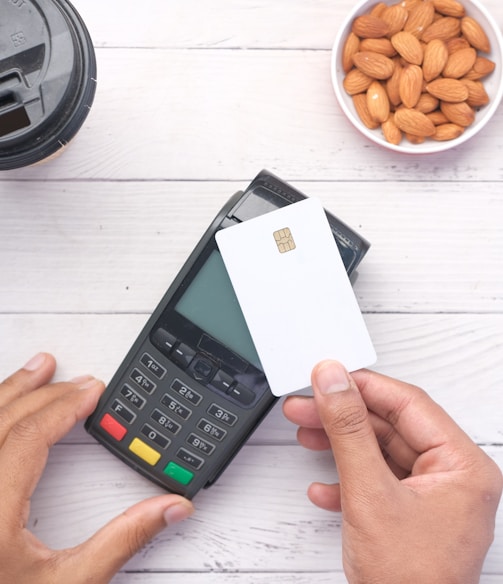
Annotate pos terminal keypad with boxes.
[102,351,241,487]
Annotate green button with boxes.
[163,461,194,485]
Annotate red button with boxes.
[100,413,127,441]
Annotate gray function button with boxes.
[152,328,177,355]
[211,369,233,393]
[207,403,238,427]
[120,384,146,409]
[187,433,215,456]
[197,418,227,441]
[176,448,204,470]
[171,343,196,369]
[111,400,135,424]
[141,424,170,449]
[171,379,202,406]
[161,394,192,420]
[130,368,156,394]
[228,383,255,406]
[151,408,182,435]
[140,353,166,379]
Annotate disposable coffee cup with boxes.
[0,0,97,170]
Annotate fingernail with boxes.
[315,361,351,394]
[163,501,194,526]
[71,376,103,391]
[70,374,94,384]
[23,353,47,371]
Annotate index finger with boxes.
[351,368,474,453]
[0,353,57,408]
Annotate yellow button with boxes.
[129,437,161,466]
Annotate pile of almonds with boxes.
[341,0,496,145]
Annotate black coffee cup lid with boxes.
[0,0,97,169]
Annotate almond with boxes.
[464,57,496,80]
[367,80,390,122]
[461,16,491,53]
[360,38,397,58]
[425,78,469,102]
[391,31,424,65]
[399,64,424,108]
[352,51,395,79]
[427,110,450,125]
[443,47,477,78]
[432,123,465,140]
[440,101,476,126]
[386,59,404,106]
[400,0,421,10]
[415,92,440,113]
[460,79,490,107]
[432,0,465,18]
[342,32,360,73]
[404,1,435,38]
[352,93,381,129]
[370,2,388,18]
[394,107,436,136]
[446,37,471,54]
[421,16,461,43]
[343,68,374,95]
[422,39,449,81]
[381,113,403,144]
[381,4,409,37]
[405,132,426,144]
[352,14,390,39]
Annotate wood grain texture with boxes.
[1,313,502,444]
[0,0,502,581]
[0,182,501,313]
[0,49,502,182]
[29,444,503,576]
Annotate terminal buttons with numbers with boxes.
[140,353,166,379]
[130,368,156,394]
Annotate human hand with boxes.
[0,353,194,584]
[283,360,503,584]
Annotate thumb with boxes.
[312,360,393,495]
[63,495,194,582]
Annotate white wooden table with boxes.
[1,1,502,582]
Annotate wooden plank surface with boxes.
[0,0,502,582]
[1,48,502,182]
[29,444,503,574]
[1,313,502,444]
[1,182,501,314]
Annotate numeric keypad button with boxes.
[141,423,170,449]
[161,394,192,420]
[140,353,166,379]
[120,384,146,409]
[130,368,156,394]
[171,379,202,406]
[187,433,215,456]
[207,403,237,427]
[197,418,227,441]
[151,408,182,435]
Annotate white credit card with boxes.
[215,197,376,397]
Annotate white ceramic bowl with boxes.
[331,0,503,154]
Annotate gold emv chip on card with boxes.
[273,228,296,253]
